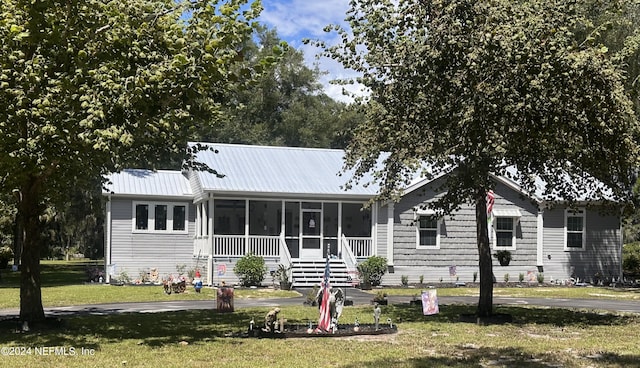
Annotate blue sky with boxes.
[257,0,363,102]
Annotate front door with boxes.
[301,209,323,259]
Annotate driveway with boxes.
[1,288,639,318]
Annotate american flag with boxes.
[316,259,331,332]
[486,190,495,214]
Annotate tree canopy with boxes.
[206,26,361,148]
[323,0,640,316]
[0,0,279,324]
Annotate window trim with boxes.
[564,208,586,251]
[492,216,517,251]
[415,211,441,250]
[132,201,189,234]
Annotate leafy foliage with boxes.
[623,242,640,277]
[233,253,267,287]
[357,255,388,286]
[0,0,278,322]
[323,0,640,316]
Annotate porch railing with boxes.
[212,235,280,257]
[340,235,358,273]
[346,237,373,258]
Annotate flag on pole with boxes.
[486,190,495,244]
[316,259,331,332]
[486,190,495,214]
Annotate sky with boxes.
[257,0,363,103]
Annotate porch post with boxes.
[536,209,544,266]
[245,199,249,254]
[208,197,214,257]
[338,202,343,245]
[386,202,394,265]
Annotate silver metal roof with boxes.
[104,169,192,198]
[190,143,379,197]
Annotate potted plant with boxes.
[274,264,293,290]
[0,246,14,269]
[494,250,512,266]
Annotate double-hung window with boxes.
[491,208,521,250]
[416,213,440,249]
[133,202,188,233]
[565,209,585,250]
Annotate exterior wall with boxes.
[374,202,388,262]
[542,206,621,283]
[107,197,202,283]
[380,179,541,284]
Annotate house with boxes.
[103,142,623,286]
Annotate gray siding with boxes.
[108,198,201,282]
[542,206,621,282]
[382,180,541,284]
[375,202,388,261]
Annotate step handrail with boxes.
[340,234,358,273]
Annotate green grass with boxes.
[371,286,640,300]
[1,261,640,367]
[1,303,639,367]
[0,260,299,309]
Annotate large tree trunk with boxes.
[475,188,493,317]
[18,180,45,324]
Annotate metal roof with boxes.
[189,143,379,197]
[104,169,192,198]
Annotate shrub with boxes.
[519,273,525,283]
[623,242,640,277]
[233,253,267,287]
[504,273,510,283]
[401,275,409,286]
[357,256,388,286]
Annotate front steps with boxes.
[291,259,356,288]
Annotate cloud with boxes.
[259,0,365,102]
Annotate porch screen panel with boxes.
[342,203,371,237]
[249,200,280,235]
[214,200,245,235]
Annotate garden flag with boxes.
[316,259,331,332]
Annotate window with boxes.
[417,215,440,249]
[155,205,167,230]
[135,204,148,230]
[132,202,188,233]
[565,209,585,250]
[494,217,516,249]
[173,206,186,231]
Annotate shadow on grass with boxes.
[0,261,96,288]
[340,346,640,368]
[1,304,639,366]
[387,303,640,327]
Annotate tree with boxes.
[207,26,362,148]
[0,0,278,324]
[323,0,640,317]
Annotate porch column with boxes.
[536,209,544,266]
[208,197,214,256]
[338,202,343,242]
[387,202,394,266]
[244,199,249,252]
